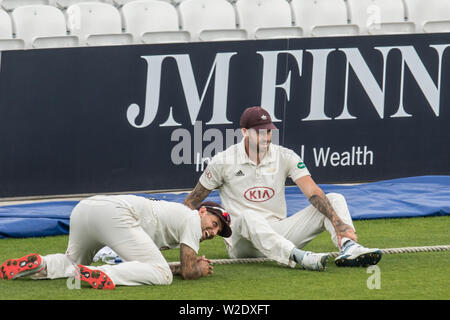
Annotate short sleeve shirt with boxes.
[108,195,202,253]
[199,140,310,223]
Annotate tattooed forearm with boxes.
[184,182,212,209]
[309,194,351,233]
[309,194,336,221]
[179,244,201,280]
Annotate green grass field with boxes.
[0,216,449,300]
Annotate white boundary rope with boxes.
[168,245,450,266]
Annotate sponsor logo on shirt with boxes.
[235,170,245,176]
[244,187,275,202]
[297,162,306,169]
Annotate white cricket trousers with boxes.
[227,193,355,266]
[40,197,173,286]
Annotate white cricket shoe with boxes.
[299,252,329,271]
[335,242,382,267]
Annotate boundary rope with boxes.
[168,245,450,266]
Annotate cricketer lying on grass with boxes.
[0,196,231,289]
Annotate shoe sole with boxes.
[0,253,43,280]
[335,250,383,267]
[77,265,115,290]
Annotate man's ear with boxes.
[198,206,207,217]
[241,128,248,137]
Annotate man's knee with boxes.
[142,263,173,285]
[155,264,173,285]
[326,192,346,204]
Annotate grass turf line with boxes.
[0,216,449,300]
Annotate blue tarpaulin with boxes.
[0,176,449,239]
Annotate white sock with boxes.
[30,256,47,279]
[341,239,356,250]
[290,248,307,264]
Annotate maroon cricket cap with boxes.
[240,106,278,130]
[199,201,232,238]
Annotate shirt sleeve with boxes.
[198,157,223,191]
[179,214,202,254]
[285,150,311,182]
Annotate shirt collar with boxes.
[238,138,276,166]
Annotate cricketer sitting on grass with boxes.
[0,196,231,289]
[184,106,382,271]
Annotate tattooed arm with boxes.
[295,175,358,247]
[184,181,213,210]
[179,182,214,278]
[175,244,213,280]
[308,194,357,245]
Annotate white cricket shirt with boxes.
[199,139,310,223]
[98,195,202,253]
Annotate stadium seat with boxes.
[113,0,170,6]
[178,0,247,42]
[346,0,414,35]
[55,0,109,9]
[404,0,450,33]
[168,0,188,5]
[12,5,78,48]
[235,0,302,39]
[290,0,358,37]
[112,0,135,7]
[66,2,132,46]
[121,0,189,44]
[0,8,24,49]
[1,0,50,12]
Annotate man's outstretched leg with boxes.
[229,212,329,271]
[273,193,382,267]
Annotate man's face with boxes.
[243,128,272,154]
[199,209,223,242]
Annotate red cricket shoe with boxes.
[76,265,115,290]
[0,253,44,280]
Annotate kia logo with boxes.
[244,187,275,202]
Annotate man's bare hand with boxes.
[335,221,358,248]
[197,256,213,277]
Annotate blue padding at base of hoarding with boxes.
[0,176,449,238]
